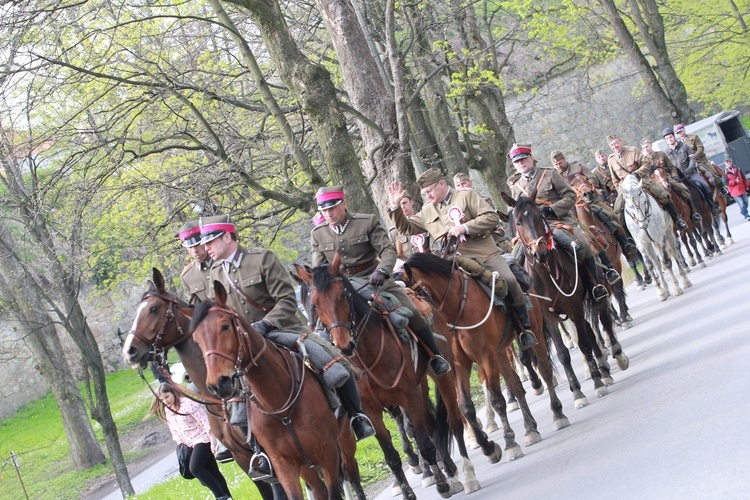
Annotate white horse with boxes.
[620,174,692,301]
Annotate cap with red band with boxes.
[176,221,202,248]
[674,123,685,132]
[316,185,345,210]
[508,143,532,161]
[199,215,236,244]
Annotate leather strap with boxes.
[342,259,376,277]
[222,267,271,313]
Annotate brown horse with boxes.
[568,173,632,327]
[402,252,570,441]
[504,193,630,403]
[651,167,713,268]
[293,268,469,496]
[190,280,365,500]
[703,167,734,248]
[121,268,279,500]
[297,254,479,498]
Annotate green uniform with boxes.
[181,259,212,305]
[312,213,429,331]
[389,187,525,304]
[557,160,622,234]
[508,167,595,259]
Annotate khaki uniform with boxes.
[478,192,512,252]
[312,213,429,331]
[389,227,430,259]
[684,134,722,185]
[508,167,595,259]
[647,150,691,201]
[181,260,212,305]
[209,247,308,335]
[390,187,524,304]
[558,161,621,233]
[608,146,672,219]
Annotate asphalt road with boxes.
[374,206,750,500]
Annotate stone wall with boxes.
[505,59,667,169]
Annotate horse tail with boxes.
[433,389,453,462]
[541,319,560,378]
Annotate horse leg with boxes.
[679,230,696,267]
[723,211,734,244]
[571,312,608,398]
[544,314,588,408]
[277,465,312,500]
[338,420,366,500]
[642,245,670,301]
[402,403,451,498]
[596,299,629,372]
[484,371,524,461]
[455,362,502,463]
[495,350,542,448]
[712,212,727,248]
[612,280,632,325]
[517,345,543,395]
[667,237,693,290]
[530,329,570,430]
[392,408,422,474]
[483,378,502,425]
[688,229,707,268]
[433,380,470,495]
[627,252,647,290]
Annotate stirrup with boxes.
[691,213,702,222]
[605,268,621,285]
[720,187,730,197]
[676,219,688,230]
[248,452,273,482]
[428,355,451,377]
[350,413,376,441]
[518,330,538,350]
[591,284,609,302]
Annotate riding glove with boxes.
[368,269,389,287]
[251,319,275,336]
[541,206,557,220]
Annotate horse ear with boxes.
[330,252,342,277]
[291,263,312,285]
[497,210,509,223]
[213,281,228,305]
[152,268,166,292]
[501,191,516,208]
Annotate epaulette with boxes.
[180,262,194,276]
[507,172,521,184]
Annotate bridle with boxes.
[128,290,192,365]
[513,210,554,263]
[312,277,368,350]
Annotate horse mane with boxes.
[403,252,454,279]
[312,265,378,320]
[513,195,537,214]
[190,300,213,333]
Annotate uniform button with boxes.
[340,247,346,251]
[340,239,344,242]
[234,279,238,283]
[343,255,348,259]
[245,310,250,314]
[241,300,246,304]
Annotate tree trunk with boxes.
[224,0,377,215]
[598,0,695,123]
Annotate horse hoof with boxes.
[657,292,668,301]
[637,284,646,291]
[505,444,524,461]
[486,421,499,433]
[720,244,727,250]
[625,314,633,322]
[484,442,502,463]
[410,465,423,475]
[565,341,575,349]
[449,477,464,495]
[464,479,481,494]
[602,376,614,386]
[533,386,544,396]
[621,321,632,330]
[700,262,707,268]
[727,238,734,245]
[574,397,589,409]
[616,354,630,371]
[437,484,453,499]
[391,481,403,497]
[683,280,692,288]
[595,386,609,398]
[422,476,436,488]
[524,431,542,446]
[507,401,520,412]
[553,416,571,430]
[674,288,683,296]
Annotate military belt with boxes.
[342,259,376,277]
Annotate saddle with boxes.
[349,277,413,331]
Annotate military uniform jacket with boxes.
[181,260,212,305]
[558,160,593,182]
[508,167,578,223]
[685,134,709,164]
[648,151,679,179]
[389,227,430,258]
[607,146,653,189]
[209,247,307,335]
[389,188,500,261]
[311,213,398,276]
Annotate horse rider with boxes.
[550,149,637,258]
[177,221,214,305]
[453,172,513,253]
[640,138,703,223]
[662,128,719,214]
[199,215,375,478]
[388,192,431,259]
[388,169,538,350]
[591,149,618,205]
[507,144,612,303]
[606,134,689,231]
[311,186,452,373]
[674,123,730,196]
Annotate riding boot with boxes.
[597,251,621,285]
[337,376,375,441]
[613,227,637,258]
[512,304,538,350]
[413,326,451,376]
[664,200,689,230]
[584,256,609,302]
[683,194,702,223]
[248,433,273,480]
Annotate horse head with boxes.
[298,253,360,355]
[122,268,190,369]
[190,281,249,399]
[650,166,671,190]
[568,173,597,205]
[503,192,552,263]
